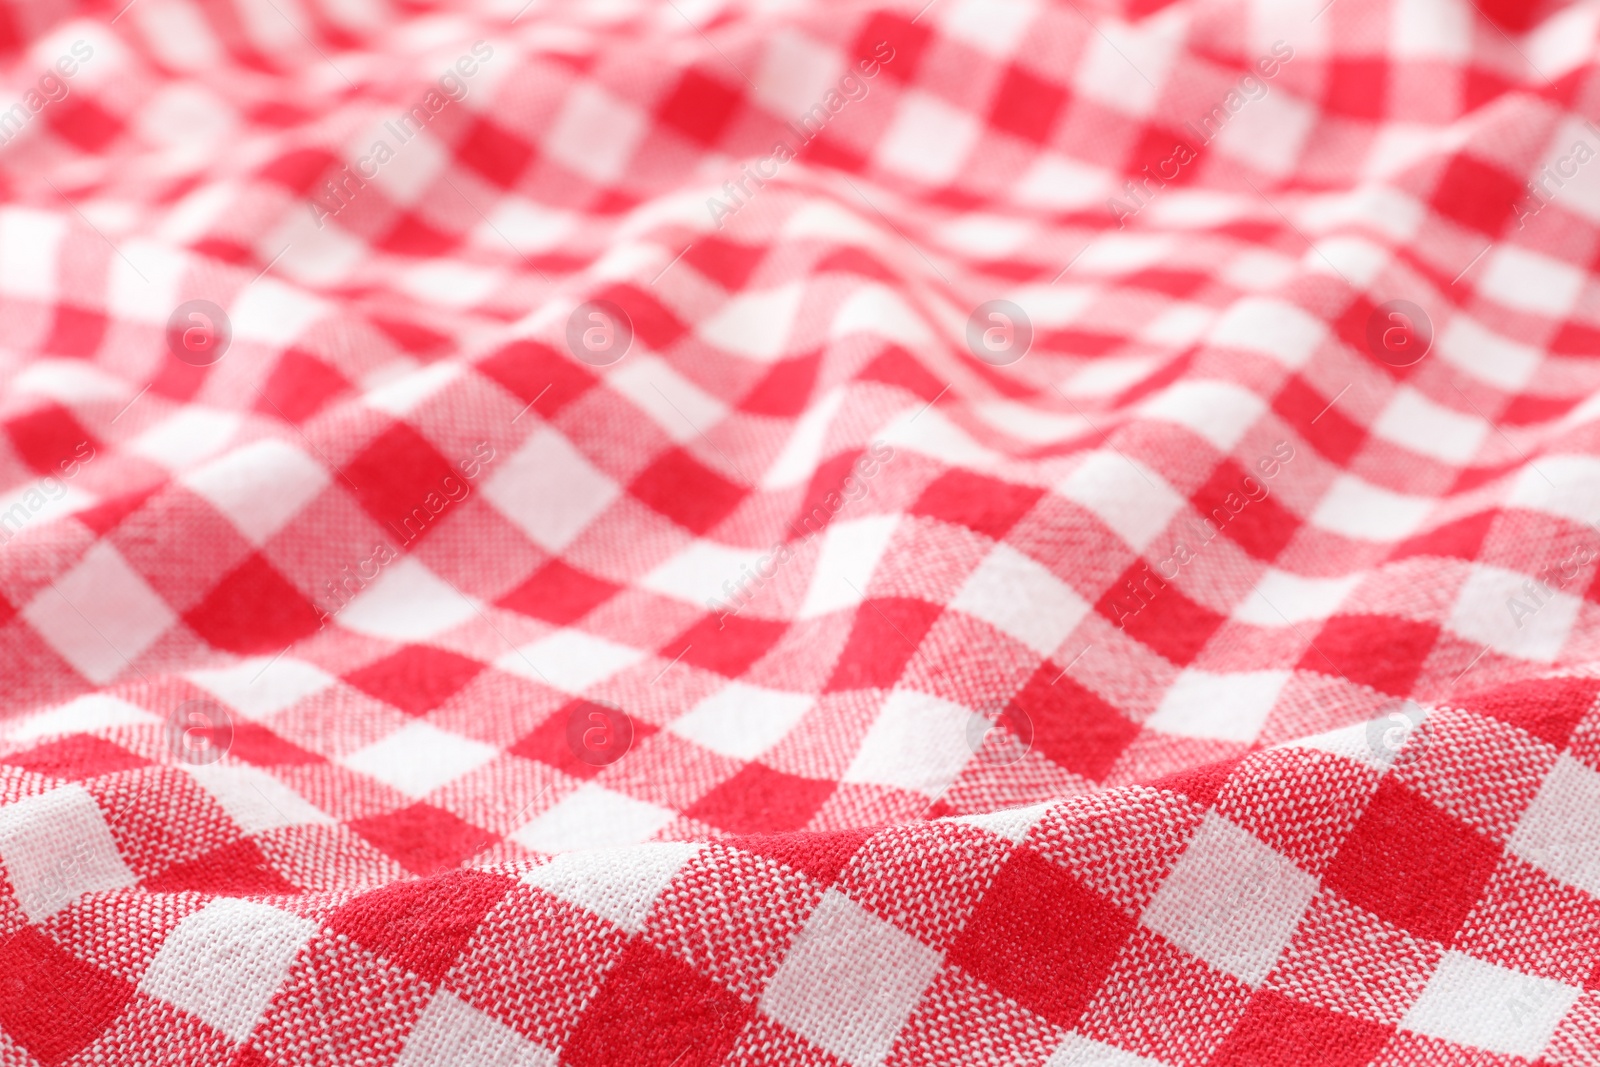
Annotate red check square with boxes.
[1323,777,1503,944]
[947,849,1134,1027]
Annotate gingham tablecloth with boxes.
[0,0,1598,1062]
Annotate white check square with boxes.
[544,84,645,184]
[1436,315,1541,390]
[940,0,1038,56]
[499,629,644,693]
[1234,568,1360,626]
[753,31,844,115]
[1309,474,1434,541]
[1209,85,1316,177]
[1506,454,1600,526]
[608,357,729,447]
[1147,669,1291,743]
[1401,950,1578,1057]
[875,91,981,186]
[7,694,157,743]
[1047,1034,1167,1066]
[697,283,807,362]
[181,439,329,544]
[343,721,497,798]
[482,427,620,553]
[520,842,701,932]
[22,542,176,684]
[0,785,138,921]
[337,557,482,641]
[186,655,336,721]
[512,784,675,853]
[184,764,335,834]
[670,682,813,760]
[1510,754,1600,897]
[397,990,557,1067]
[641,539,764,606]
[1370,387,1489,465]
[1057,451,1186,552]
[1205,297,1326,369]
[128,408,241,470]
[760,890,943,1067]
[141,898,319,1042]
[951,543,1089,658]
[1073,15,1177,116]
[1448,565,1580,662]
[1479,245,1585,316]
[842,690,978,798]
[1139,813,1316,985]
[1135,380,1267,452]
[799,515,900,619]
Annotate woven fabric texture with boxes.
[0,0,1598,1062]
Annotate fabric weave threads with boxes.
[0,0,1597,1062]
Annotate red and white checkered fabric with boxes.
[2,0,1600,1061]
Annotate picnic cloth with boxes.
[1,0,1599,1062]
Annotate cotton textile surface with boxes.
[7,0,1600,1063]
